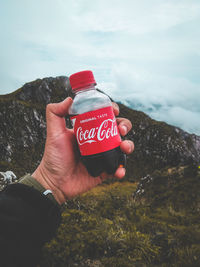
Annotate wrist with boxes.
[19,174,59,206]
[32,165,66,205]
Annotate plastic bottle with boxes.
[69,70,125,177]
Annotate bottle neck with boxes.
[73,84,96,95]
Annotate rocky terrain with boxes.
[0,76,71,179]
[0,171,17,190]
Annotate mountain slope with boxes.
[0,76,200,180]
[38,165,200,267]
[119,104,200,178]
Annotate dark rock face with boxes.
[0,171,17,190]
[0,76,72,176]
[0,100,46,162]
[0,76,200,181]
[119,104,200,179]
[16,76,71,105]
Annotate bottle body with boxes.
[69,71,125,177]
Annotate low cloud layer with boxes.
[0,0,200,135]
[102,66,200,135]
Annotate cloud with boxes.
[105,66,200,135]
[153,106,200,135]
[0,0,200,135]
[74,0,200,34]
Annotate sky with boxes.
[0,0,200,135]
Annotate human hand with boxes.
[32,97,134,204]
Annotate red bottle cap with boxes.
[69,70,96,90]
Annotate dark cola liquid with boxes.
[82,146,126,177]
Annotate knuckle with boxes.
[122,119,132,131]
[46,103,53,112]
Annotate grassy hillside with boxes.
[38,165,200,267]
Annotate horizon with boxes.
[1,74,200,138]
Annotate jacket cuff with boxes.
[19,174,59,207]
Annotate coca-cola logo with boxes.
[76,118,118,146]
[71,106,121,155]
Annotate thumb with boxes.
[46,97,73,136]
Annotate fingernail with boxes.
[122,125,128,134]
[128,141,132,153]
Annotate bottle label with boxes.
[70,106,121,156]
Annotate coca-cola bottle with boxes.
[69,70,126,177]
